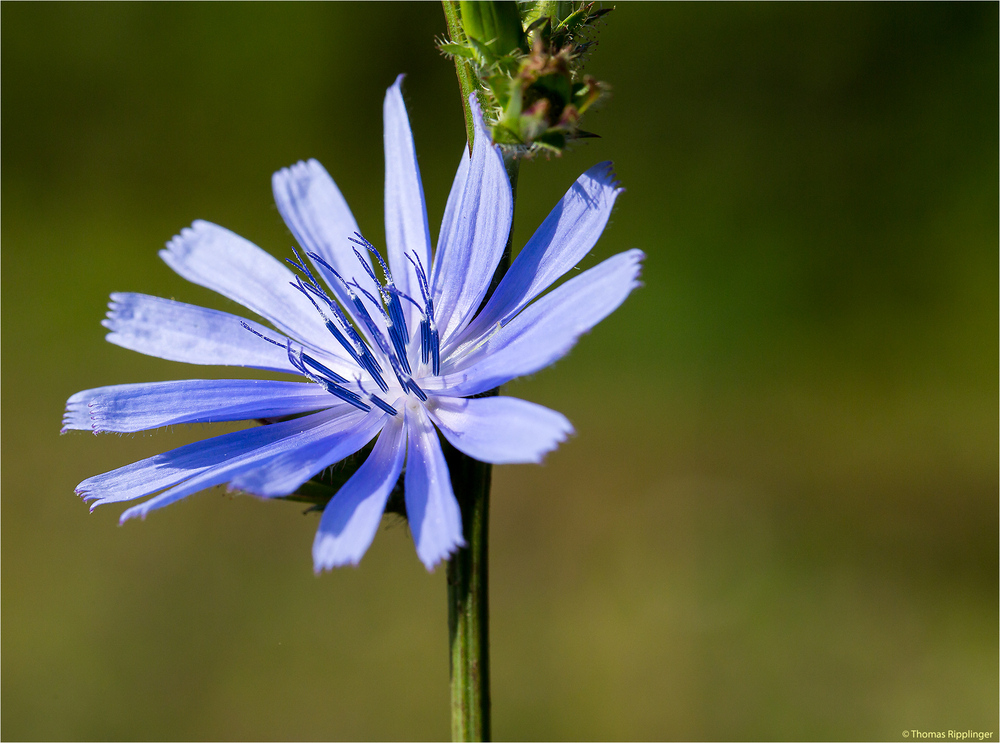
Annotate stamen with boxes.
[406,251,432,303]
[406,378,428,402]
[386,284,422,312]
[350,280,387,319]
[303,252,391,390]
[287,342,370,413]
[346,280,398,366]
[315,379,371,412]
[352,246,384,293]
[350,277,412,377]
[279,246,435,407]
[301,353,348,385]
[288,258,380,368]
[420,320,430,366]
[289,278,390,394]
[405,251,440,375]
[340,279,384,346]
[348,236,412,376]
[240,321,285,348]
[349,233,392,284]
[286,247,323,289]
[384,292,411,375]
[428,324,440,376]
[357,377,398,417]
[369,395,399,416]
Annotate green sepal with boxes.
[491,123,526,145]
[439,41,477,59]
[465,34,498,66]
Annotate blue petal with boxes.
[429,249,645,397]
[313,415,407,570]
[430,93,513,343]
[103,293,297,372]
[272,159,363,274]
[271,159,383,337]
[116,408,380,521]
[63,379,337,434]
[383,75,432,332]
[228,410,385,497]
[428,396,573,464]
[436,145,471,268]
[404,403,464,570]
[77,409,350,511]
[161,220,339,352]
[449,162,623,355]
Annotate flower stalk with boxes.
[442,0,480,150]
[445,443,493,742]
[442,9,529,740]
[445,146,519,742]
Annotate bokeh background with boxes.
[3,3,996,740]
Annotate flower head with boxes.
[63,76,644,571]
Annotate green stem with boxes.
[444,71,521,737]
[445,446,493,742]
[442,0,479,151]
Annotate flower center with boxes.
[245,235,442,417]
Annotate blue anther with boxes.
[290,276,371,369]
[316,380,371,412]
[405,251,431,302]
[349,233,393,284]
[304,252,346,294]
[385,294,411,375]
[347,282,405,376]
[301,353,348,385]
[429,325,440,376]
[369,395,398,416]
[386,284,422,311]
[405,251,439,375]
[305,254,378,333]
[301,256,389,382]
[406,378,428,402]
[387,358,409,392]
[288,246,426,399]
[420,317,430,365]
[240,321,285,348]
[345,235,413,374]
[286,247,323,290]
[292,350,369,412]
[303,251,391,364]
[357,352,389,393]
[296,279,390,393]
[351,281,387,320]
[352,246,383,292]
[347,286,382,336]
[286,340,305,372]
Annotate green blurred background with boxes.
[3,3,997,740]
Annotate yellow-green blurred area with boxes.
[2,3,996,740]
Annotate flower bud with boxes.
[441,1,612,156]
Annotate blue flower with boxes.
[63,76,644,571]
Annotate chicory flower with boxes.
[63,76,644,571]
